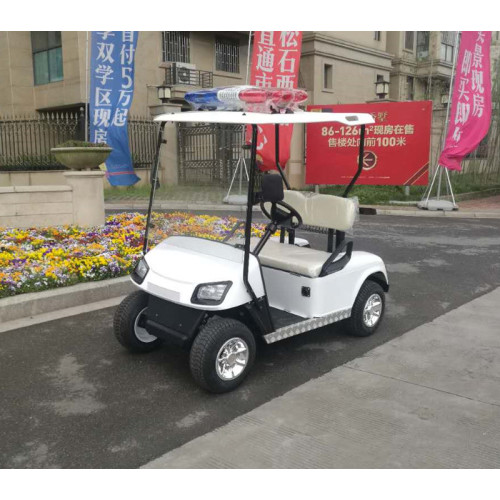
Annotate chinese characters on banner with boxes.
[249,31,302,171]
[90,31,140,186]
[306,102,432,185]
[439,31,492,171]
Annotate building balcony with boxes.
[163,64,213,88]
[415,58,453,80]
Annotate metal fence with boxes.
[0,111,158,171]
[128,117,159,170]
[0,113,82,170]
[178,123,250,186]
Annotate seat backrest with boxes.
[283,191,356,231]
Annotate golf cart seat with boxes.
[282,191,356,232]
[233,191,356,278]
[228,237,331,278]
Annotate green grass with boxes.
[319,185,420,205]
[320,176,500,205]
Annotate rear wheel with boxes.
[189,318,256,393]
[113,291,163,353]
[346,280,385,337]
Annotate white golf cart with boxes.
[114,108,388,393]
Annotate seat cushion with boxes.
[229,237,330,278]
[283,191,356,231]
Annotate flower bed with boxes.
[0,212,266,298]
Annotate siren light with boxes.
[184,86,308,113]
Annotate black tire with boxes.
[346,280,385,337]
[189,318,256,393]
[113,290,163,353]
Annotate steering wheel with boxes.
[260,200,303,230]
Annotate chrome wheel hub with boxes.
[363,294,382,327]
[216,337,249,381]
[134,307,157,343]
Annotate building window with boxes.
[31,31,63,85]
[162,31,190,63]
[417,31,430,60]
[374,31,381,41]
[324,64,333,89]
[441,31,456,63]
[404,31,415,51]
[215,36,240,73]
[406,76,415,100]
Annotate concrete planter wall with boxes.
[0,171,106,228]
[50,147,112,170]
[0,168,108,228]
[0,185,74,228]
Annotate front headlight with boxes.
[192,281,232,305]
[132,258,149,284]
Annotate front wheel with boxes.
[346,280,385,337]
[113,291,163,353]
[189,318,256,393]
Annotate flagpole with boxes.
[245,31,252,85]
[441,31,461,151]
[421,31,461,208]
[224,31,252,204]
[85,31,90,142]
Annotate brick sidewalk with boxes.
[458,195,500,211]
[144,288,500,469]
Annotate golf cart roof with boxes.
[154,111,375,126]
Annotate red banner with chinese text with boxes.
[439,31,492,171]
[306,102,432,186]
[249,31,302,171]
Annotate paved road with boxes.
[2,214,500,468]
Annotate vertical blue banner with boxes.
[90,31,140,186]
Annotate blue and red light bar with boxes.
[184,86,308,112]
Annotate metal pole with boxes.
[425,31,461,204]
[274,123,290,189]
[245,31,252,85]
[226,157,242,196]
[85,31,90,142]
[142,122,166,255]
[225,30,253,203]
[423,161,441,203]
[440,31,461,151]
[436,165,443,200]
[343,124,366,198]
[445,167,457,206]
[243,124,258,302]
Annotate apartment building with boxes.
[1,31,497,187]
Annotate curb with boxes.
[0,276,134,324]
[369,208,500,219]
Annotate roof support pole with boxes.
[343,124,366,198]
[243,124,259,302]
[274,123,290,189]
[142,121,166,254]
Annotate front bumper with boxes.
[145,294,206,347]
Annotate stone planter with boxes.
[51,147,112,170]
